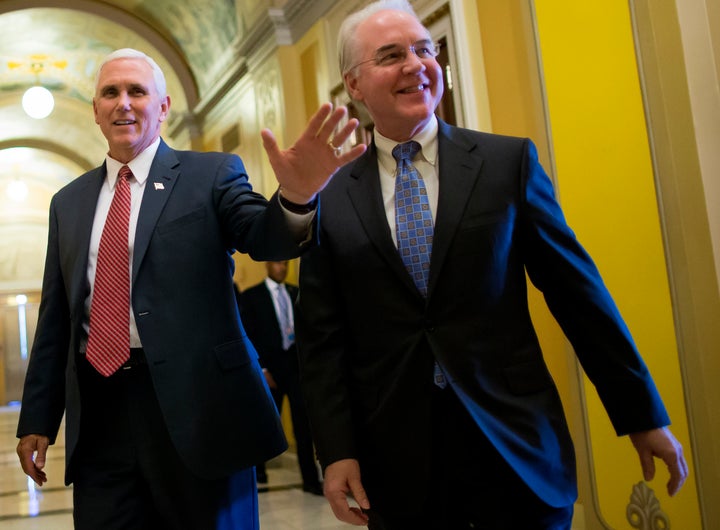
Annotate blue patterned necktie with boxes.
[393,142,446,389]
[393,141,434,297]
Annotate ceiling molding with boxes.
[276,0,337,43]
[0,0,198,109]
[0,138,94,171]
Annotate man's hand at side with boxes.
[323,458,370,525]
[17,434,50,487]
[629,427,688,496]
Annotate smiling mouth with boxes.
[114,120,136,125]
[398,84,427,94]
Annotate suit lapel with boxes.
[132,140,180,281]
[346,144,420,295]
[346,126,485,298]
[427,121,484,295]
[68,166,105,315]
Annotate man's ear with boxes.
[159,95,171,123]
[344,73,363,102]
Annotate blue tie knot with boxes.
[392,141,421,164]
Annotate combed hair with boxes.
[337,0,419,76]
[94,48,167,99]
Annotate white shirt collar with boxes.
[264,277,283,291]
[375,115,438,174]
[104,138,161,187]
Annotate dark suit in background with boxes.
[15,47,363,530]
[295,3,687,529]
[239,261,322,494]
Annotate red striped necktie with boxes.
[86,165,132,376]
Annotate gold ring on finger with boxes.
[328,140,342,156]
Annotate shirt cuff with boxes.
[277,192,316,243]
[278,188,318,214]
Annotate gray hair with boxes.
[94,48,167,99]
[338,0,420,77]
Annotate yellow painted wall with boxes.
[473,4,583,516]
[531,1,699,527]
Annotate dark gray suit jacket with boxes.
[296,120,669,508]
[18,139,310,483]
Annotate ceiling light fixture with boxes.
[22,85,54,119]
[9,54,66,120]
[6,178,29,202]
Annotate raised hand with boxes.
[261,103,367,205]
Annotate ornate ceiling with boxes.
[0,0,335,291]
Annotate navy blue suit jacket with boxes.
[296,120,669,508]
[17,140,311,483]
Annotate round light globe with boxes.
[22,86,54,119]
[6,180,29,202]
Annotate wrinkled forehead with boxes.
[97,58,153,87]
[355,10,431,54]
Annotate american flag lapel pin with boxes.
[154,182,165,190]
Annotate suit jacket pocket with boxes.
[214,339,252,371]
[459,207,509,230]
[157,207,206,235]
[502,359,554,395]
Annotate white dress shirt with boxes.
[84,139,159,348]
[373,115,440,246]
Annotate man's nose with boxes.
[402,50,425,73]
[117,92,131,109]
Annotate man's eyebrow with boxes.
[374,43,401,53]
[99,82,148,93]
[373,38,433,53]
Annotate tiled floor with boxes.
[0,405,353,529]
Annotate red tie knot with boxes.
[118,165,133,182]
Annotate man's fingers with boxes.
[337,144,368,166]
[19,451,35,475]
[329,504,368,526]
[34,437,49,470]
[317,105,347,142]
[17,436,49,487]
[30,468,47,487]
[260,128,279,158]
[639,450,656,482]
[332,117,360,146]
[664,446,688,496]
[326,490,367,525]
[348,477,370,510]
[301,103,334,142]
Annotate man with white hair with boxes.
[16,47,364,529]
[296,1,688,528]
